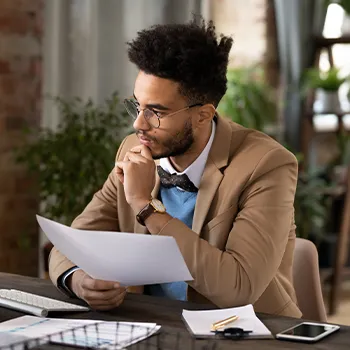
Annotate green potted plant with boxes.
[338,0,350,14]
[326,0,350,16]
[328,131,350,186]
[284,147,332,242]
[217,66,276,132]
[296,166,342,268]
[294,167,331,241]
[16,92,130,226]
[303,67,348,112]
[292,150,337,266]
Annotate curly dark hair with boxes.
[127,17,233,107]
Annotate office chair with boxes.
[293,238,327,322]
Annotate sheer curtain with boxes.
[40,0,204,277]
[274,0,327,150]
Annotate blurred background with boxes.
[1,0,350,324]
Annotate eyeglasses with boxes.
[123,98,202,128]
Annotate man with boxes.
[49,18,302,318]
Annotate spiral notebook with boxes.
[182,304,273,339]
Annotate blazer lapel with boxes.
[192,116,235,234]
[133,165,161,234]
[192,159,223,234]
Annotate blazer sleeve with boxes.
[156,147,298,308]
[48,137,128,286]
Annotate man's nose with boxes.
[133,110,151,131]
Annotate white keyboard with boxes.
[0,289,89,317]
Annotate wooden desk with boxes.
[0,273,349,349]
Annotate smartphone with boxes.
[275,322,340,343]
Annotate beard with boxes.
[137,118,194,160]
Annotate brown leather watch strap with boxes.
[136,202,155,226]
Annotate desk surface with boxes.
[0,272,348,349]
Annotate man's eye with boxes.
[154,111,166,117]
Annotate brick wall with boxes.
[211,0,280,88]
[0,0,43,276]
[212,0,267,67]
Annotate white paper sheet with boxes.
[37,215,192,286]
[0,316,160,350]
[182,304,272,339]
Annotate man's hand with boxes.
[115,145,156,212]
[68,270,126,310]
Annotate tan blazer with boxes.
[49,116,302,318]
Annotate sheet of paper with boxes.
[182,304,272,339]
[0,316,160,350]
[0,332,29,350]
[37,215,192,286]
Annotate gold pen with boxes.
[211,315,239,331]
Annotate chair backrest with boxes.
[293,238,327,322]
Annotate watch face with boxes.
[151,199,166,212]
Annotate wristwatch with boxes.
[136,198,166,226]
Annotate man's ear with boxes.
[197,104,216,126]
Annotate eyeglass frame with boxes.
[123,97,203,129]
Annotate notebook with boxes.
[182,304,273,339]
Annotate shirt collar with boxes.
[159,120,216,189]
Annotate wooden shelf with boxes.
[321,267,350,285]
[315,35,350,47]
[322,186,347,197]
[303,33,350,316]
[304,111,349,128]
[312,111,350,117]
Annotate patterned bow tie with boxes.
[157,166,198,192]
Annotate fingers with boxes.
[115,161,127,174]
[82,287,126,305]
[81,276,119,291]
[90,297,125,310]
[87,289,127,310]
[116,148,152,170]
[131,145,153,160]
[114,146,154,184]
[115,154,148,174]
[115,162,124,183]
[81,287,123,301]
[78,276,127,310]
[124,151,148,163]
